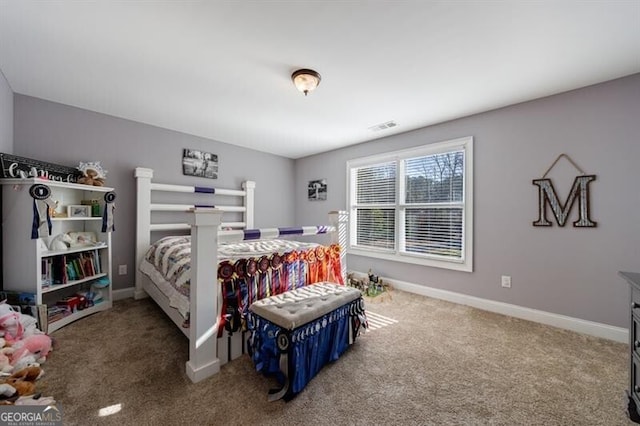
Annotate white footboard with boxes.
[134,167,348,384]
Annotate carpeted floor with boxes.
[37,290,632,425]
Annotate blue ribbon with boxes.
[102,203,115,232]
[31,199,52,239]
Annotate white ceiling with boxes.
[1,2,639,159]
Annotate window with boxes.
[347,136,473,272]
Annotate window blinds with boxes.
[351,150,465,260]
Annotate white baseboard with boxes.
[351,271,628,343]
[113,287,135,301]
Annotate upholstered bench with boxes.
[247,282,367,401]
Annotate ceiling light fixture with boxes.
[291,69,321,96]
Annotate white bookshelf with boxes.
[1,178,113,333]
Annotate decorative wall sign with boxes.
[182,149,218,179]
[0,153,82,183]
[308,179,327,201]
[533,153,597,228]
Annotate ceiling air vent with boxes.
[368,121,398,132]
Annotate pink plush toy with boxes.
[11,334,52,370]
[0,303,24,344]
[0,302,43,345]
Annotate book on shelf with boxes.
[43,250,102,286]
[47,305,70,324]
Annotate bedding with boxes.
[138,236,344,332]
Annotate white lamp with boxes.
[291,69,321,96]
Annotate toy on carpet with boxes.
[77,161,107,186]
[0,366,44,403]
[14,395,56,406]
[0,338,14,374]
[0,302,53,371]
[0,304,53,405]
[0,302,46,344]
[347,270,393,302]
[10,334,53,371]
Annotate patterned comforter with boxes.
[138,236,344,327]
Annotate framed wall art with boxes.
[308,179,327,201]
[182,148,218,179]
[68,205,91,218]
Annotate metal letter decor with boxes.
[533,154,597,228]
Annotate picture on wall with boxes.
[308,179,327,201]
[182,148,218,179]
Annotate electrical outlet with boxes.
[118,265,128,275]
[501,275,511,288]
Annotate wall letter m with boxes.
[533,175,597,227]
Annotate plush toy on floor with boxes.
[0,302,45,344]
[0,366,44,404]
[11,335,53,371]
[0,338,14,374]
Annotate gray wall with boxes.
[0,69,12,154]
[295,73,640,328]
[14,95,296,291]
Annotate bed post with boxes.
[243,181,255,228]
[134,167,153,300]
[186,208,223,383]
[329,210,349,284]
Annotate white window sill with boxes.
[348,247,473,273]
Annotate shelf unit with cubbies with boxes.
[1,178,113,333]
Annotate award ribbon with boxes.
[102,191,116,232]
[29,184,53,239]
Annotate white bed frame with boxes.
[134,167,347,383]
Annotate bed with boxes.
[134,167,348,383]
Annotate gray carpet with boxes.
[38,290,632,425]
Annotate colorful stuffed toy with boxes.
[0,366,44,403]
[0,338,14,374]
[10,335,52,371]
[0,303,23,345]
[0,303,44,344]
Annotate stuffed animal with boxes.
[0,366,43,403]
[48,233,73,251]
[10,366,43,382]
[0,303,44,344]
[1,366,43,399]
[0,303,23,345]
[0,383,18,403]
[77,161,107,186]
[0,338,14,374]
[14,395,55,406]
[11,335,52,371]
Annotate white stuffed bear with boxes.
[48,233,72,251]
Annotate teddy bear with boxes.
[78,168,105,186]
[77,161,107,186]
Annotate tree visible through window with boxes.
[348,137,473,272]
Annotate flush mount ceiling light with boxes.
[291,69,321,96]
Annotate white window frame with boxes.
[346,136,473,272]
